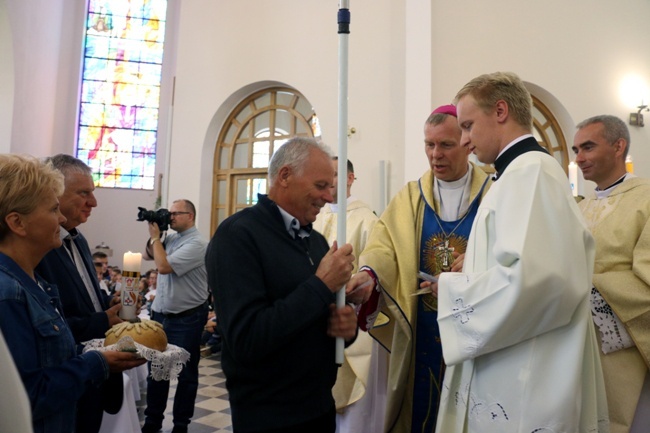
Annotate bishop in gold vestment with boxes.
[358,164,489,432]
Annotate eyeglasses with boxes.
[170,211,191,217]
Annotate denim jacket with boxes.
[0,252,109,433]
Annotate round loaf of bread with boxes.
[104,320,168,352]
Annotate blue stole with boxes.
[410,176,488,432]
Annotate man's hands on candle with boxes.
[345,271,375,304]
[105,303,123,327]
[327,304,357,341]
[315,241,355,292]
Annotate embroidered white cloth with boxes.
[83,336,190,381]
[590,287,634,354]
[436,151,609,432]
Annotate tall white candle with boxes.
[123,252,142,273]
[568,161,578,197]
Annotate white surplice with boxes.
[437,151,609,433]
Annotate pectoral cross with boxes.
[437,239,455,269]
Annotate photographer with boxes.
[141,199,210,433]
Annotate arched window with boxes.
[211,87,321,232]
[531,95,570,173]
[76,0,168,189]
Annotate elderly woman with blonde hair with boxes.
[0,154,146,433]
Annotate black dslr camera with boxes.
[137,207,171,232]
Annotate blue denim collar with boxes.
[0,252,60,302]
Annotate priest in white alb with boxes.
[436,72,608,432]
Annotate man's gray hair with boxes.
[576,115,631,157]
[44,154,92,177]
[426,112,455,127]
[268,137,332,186]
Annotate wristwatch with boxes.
[149,237,160,246]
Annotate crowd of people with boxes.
[1,71,648,433]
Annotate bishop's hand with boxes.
[450,252,464,272]
[345,271,375,304]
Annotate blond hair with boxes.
[0,154,64,241]
[455,71,533,131]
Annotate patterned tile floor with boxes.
[140,351,233,433]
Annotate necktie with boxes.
[65,236,103,312]
[63,237,77,264]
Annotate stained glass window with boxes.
[76,0,168,189]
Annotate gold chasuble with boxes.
[579,177,650,433]
[358,163,490,433]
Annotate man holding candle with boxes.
[573,115,650,433]
[35,154,125,433]
[206,137,358,433]
[142,199,209,433]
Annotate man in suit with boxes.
[35,154,123,433]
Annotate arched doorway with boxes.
[210,87,321,232]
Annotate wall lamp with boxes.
[629,103,649,127]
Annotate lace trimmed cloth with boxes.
[83,336,190,381]
[590,287,634,354]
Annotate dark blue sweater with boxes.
[207,195,338,432]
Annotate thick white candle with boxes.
[123,251,142,272]
[121,252,142,320]
[568,161,578,197]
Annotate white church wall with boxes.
[0,0,13,153]
[168,0,407,235]
[401,0,432,198]
[4,0,86,157]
